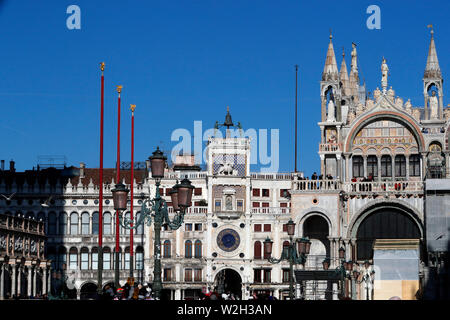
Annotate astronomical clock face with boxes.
[212,154,246,176]
[216,228,240,252]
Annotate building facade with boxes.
[0,30,448,300]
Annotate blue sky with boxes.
[0,0,448,175]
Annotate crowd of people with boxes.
[101,278,154,300]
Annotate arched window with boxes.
[136,246,144,270]
[185,240,192,258]
[124,247,130,269]
[59,212,67,235]
[352,156,364,178]
[81,212,90,235]
[48,212,57,235]
[163,240,171,258]
[103,247,111,270]
[91,247,98,270]
[103,212,112,235]
[80,247,89,270]
[70,212,79,235]
[69,247,78,270]
[92,212,99,235]
[367,155,378,178]
[254,241,262,259]
[381,155,392,177]
[58,246,67,270]
[194,240,202,258]
[135,211,143,235]
[47,246,57,270]
[395,155,406,177]
[410,155,420,177]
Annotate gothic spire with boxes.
[322,32,339,81]
[424,26,442,79]
[339,48,350,96]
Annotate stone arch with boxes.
[344,111,425,153]
[347,199,424,239]
[213,267,243,298]
[296,207,333,237]
[80,281,98,300]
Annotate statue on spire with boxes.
[381,57,389,93]
[429,90,439,119]
[351,42,358,73]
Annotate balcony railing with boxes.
[167,206,208,214]
[292,179,341,191]
[251,207,291,215]
[250,173,295,180]
[344,180,423,194]
[319,143,342,152]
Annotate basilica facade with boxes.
[0,29,448,300]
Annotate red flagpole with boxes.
[115,85,122,289]
[98,62,105,294]
[130,104,136,278]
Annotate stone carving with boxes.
[381,57,389,92]
[24,240,29,255]
[9,237,13,253]
[225,195,233,211]
[373,88,381,101]
[395,97,403,109]
[327,98,336,122]
[218,162,237,176]
[404,99,412,114]
[387,87,395,100]
[356,102,364,115]
[366,99,374,110]
[429,91,439,119]
[412,108,421,121]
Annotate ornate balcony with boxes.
[319,143,342,153]
[291,179,341,192]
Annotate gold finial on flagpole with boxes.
[117,85,123,94]
[130,104,136,113]
[100,62,105,73]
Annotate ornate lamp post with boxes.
[112,147,194,300]
[263,219,311,300]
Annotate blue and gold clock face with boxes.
[217,228,240,252]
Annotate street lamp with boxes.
[263,219,311,300]
[112,147,194,300]
[111,181,130,289]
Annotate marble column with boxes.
[175,288,181,300]
[17,267,21,297]
[43,268,47,295]
[392,156,396,180]
[47,268,51,295]
[363,156,367,178]
[32,267,37,296]
[377,156,382,181]
[406,155,410,180]
[11,266,16,297]
[27,267,32,297]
